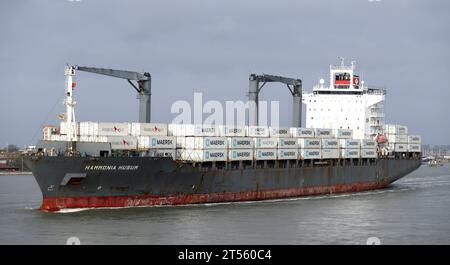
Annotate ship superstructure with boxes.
[303,59,385,139]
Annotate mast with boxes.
[64,66,77,151]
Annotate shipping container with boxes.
[277,149,298,160]
[98,122,130,136]
[321,148,340,159]
[407,144,421,152]
[176,149,227,162]
[138,136,176,149]
[106,136,138,150]
[297,138,321,149]
[227,137,254,149]
[131,123,167,136]
[361,139,377,149]
[385,124,408,135]
[219,125,246,137]
[339,139,361,149]
[407,135,421,144]
[387,134,408,143]
[79,121,97,136]
[321,139,340,149]
[184,137,227,149]
[299,149,321,160]
[290,127,315,138]
[228,149,253,161]
[315,128,334,138]
[269,127,291,137]
[341,149,361,159]
[254,149,277,160]
[277,138,298,149]
[394,143,407,152]
[254,138,278,148]
[361,149,378,158]
[149,149,176,159]
[168,124,196,136]
[335,129,353,139]
[194,124,219,136]
[247,126,269,137]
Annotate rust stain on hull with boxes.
[41,181,389,212]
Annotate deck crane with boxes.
[73,65,152,123]
[248,74,302,127]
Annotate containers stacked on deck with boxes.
[384,124,421,153]
[53,122,389,161]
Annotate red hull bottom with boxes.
[41,181,389,212]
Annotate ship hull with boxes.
[25,157,421,212]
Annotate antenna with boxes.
[338,56,345,67]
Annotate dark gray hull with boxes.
[24,156,421,211]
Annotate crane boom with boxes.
[73,65,152,123]
[248,73,302,127]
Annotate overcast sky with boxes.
[0,0,449,147]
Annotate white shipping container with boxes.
[385,124,408,135]
[277,138,298,149]
[361,139,377,149]
[269,127,291,137]
[290,128,315,138]
[228,149,253,161]
[335,129,353,139]
[254,138,278,148]
[387,134,408,143]
[299,149,321,159]
[131,123,167,136]
[407,144,421,152]
[341,149,361,159]
[321,148,340,159]
[315,128,334,138]
[176,137,186,148]
[297,138,321,149]
[408,135,421,144]
[168,124,195,136]
[106,136,138,150]
[277,149,298,160]
[219,125,246,137]
[339,139,361,149]
[247,126,269,137]
[98,122,130,136]
[254,149,277,160]
[176,149,227,162]
[394,143,407,152]
[227,137,254,149]
[361,149,378,158]
[150,149,176,159]
[194,124,219,136]
[321,139,340,149]
[138,136,176,149]
[79,121,98,136]
[185,137,227,149]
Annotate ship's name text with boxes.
[85,165,139,171]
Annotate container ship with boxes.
[25,60,422,212]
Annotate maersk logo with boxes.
[209,152,224,158]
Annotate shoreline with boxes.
[0,172,33,176]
